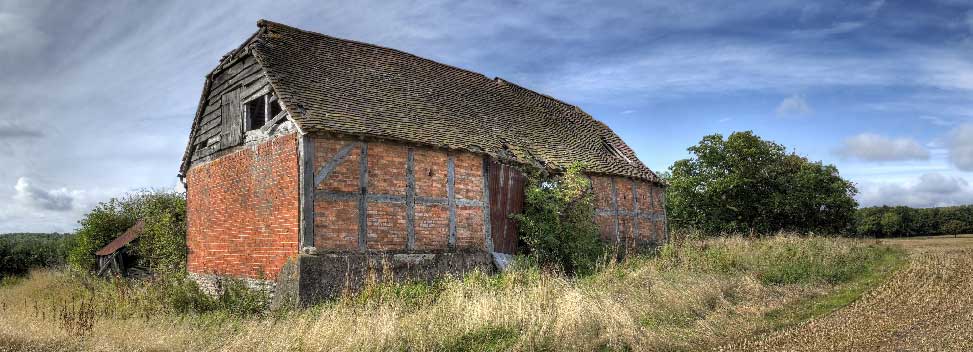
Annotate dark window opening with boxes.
[246,97,267,130]
[269,97,283,119]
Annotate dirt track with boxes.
[728,235,973,351]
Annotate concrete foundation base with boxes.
[270,250,494,307]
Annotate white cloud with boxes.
[858,172,973,207]
[835,133,930,161]
[13,177,79,211]
[948,123,973,171]
[919,115,955,126]
[918,53,973,91]
[776,94,812,116]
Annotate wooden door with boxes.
[488,160,526,254]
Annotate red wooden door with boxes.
[488,160,525,254]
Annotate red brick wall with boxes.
[312,135,486,252]
[590,175,667,246]
[186,133,300,280]
[313,138,362,250]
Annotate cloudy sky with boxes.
[2,0,973,233]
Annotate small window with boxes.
[245,97,267,130]
[602,137,633,164]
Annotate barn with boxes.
[179,20,667,306]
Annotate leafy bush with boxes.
[0,233,75,278]
[513,163,605,275]
[68,190,186,273]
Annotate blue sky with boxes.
[1,0,973,232]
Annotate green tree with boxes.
[69,190,187,273]
[514,163,604,275]
[667,131,858,235]
[942,220,966,238]
[880,212,903,237]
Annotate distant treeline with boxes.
[854,205,973,238]
[0,233,75,278]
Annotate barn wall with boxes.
[310,135,488,253]
[186,132,300,280]
[590,175,667,248]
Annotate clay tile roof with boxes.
[246,20,662,184]
[95,220,144,256]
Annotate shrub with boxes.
[68,190,186,273]
[513,163,605,275]
[0,233,75,278]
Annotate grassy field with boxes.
[0,235,904,351]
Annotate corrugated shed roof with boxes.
[95,220,144,256]
[185,20,663,184]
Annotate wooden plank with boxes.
[219,88,242,147]
[499,164,513,253]
[240,80,270,103]
[300,135,315,249]
[482,157,493,252]
[198,110,221,131]
[447,154,456,248]
[504,168,525,254]
[358,142,368,252]
[406,148,416,250]
[488,160,503,252]
[210,55,257,88]
[611,177,619,243]
[313,142,357,186]
[196,122,222,140]
[209,62,263,98]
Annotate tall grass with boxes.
[0,234,902,351]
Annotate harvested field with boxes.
[729,234,973,351]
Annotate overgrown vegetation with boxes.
[0,233,75,279]
[514,162,605,275]
[854,204,973,237]
[666,131,859,235]
[0,234,904,351]
[68,190,187,273]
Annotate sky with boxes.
[2,0,973,233]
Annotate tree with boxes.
[880,212,903,237]
[667,131,858,235]
[943,220,967,238]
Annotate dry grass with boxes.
[0,235,900,351]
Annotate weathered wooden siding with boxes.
[190,53,271,162]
